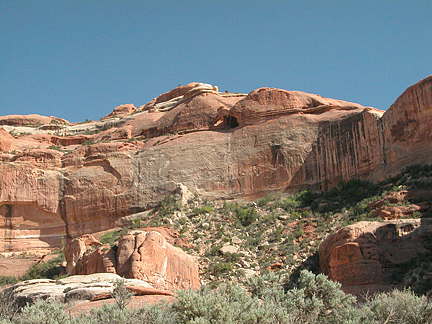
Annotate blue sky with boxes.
[1,1,431,122]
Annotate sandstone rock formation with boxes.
[367,190,431,220]
[319,218,432,295]
[0,114,68,127]
[0,128,13,152]
[0,273,173,308]
[65,230,200,291]
[0,76,431,253]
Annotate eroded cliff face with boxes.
[0,78,431,252]
[379,75,432,177]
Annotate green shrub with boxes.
[20,255,65,281]
[0,287,19,322]
[82,139,95,145]
[362,288,432,323]
[284,270,358,323]
[296,190,319,208]
[156,195,181,218]
[99,228,127,248]
[223,252,242,263]
[112,279,135,310]
[235,207,257,227]
[173,283,279,324]
[47,145,61,151]
[256,194,273,207]
[0,276,18,287]
[192,205,213,215]
[12,301,69,324]
[208,261,233,275]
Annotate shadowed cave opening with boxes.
[214,115,239,129]
[226,115,239,128]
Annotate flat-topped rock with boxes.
[0,273,162,308]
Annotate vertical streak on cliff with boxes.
[377,117,387,168]
[136,158,142,207]
[57,170,70,240]
[4,204,12,251]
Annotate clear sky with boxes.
[1,1,431,122]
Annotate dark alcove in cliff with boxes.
[212,115,240,129]
[226,115,239,128]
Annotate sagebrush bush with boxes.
[2,271,432,324]
[0,287,19,322]
[173,282,277,324]
[12,301,70,324]
[112,279,134,310]
[361,288,432,324]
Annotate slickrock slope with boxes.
[65,230,201,291]
[319,219,432,296]
[0,77,431,253]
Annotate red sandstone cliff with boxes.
[0,78,431,252]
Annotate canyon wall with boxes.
[0,77,431,252]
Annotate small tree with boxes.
[112,279,135,311]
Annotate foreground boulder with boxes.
[65,230,201,291]
[0,273,172,308]
[319,218,432,295]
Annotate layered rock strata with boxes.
[0,77,431,252]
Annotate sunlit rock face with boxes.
[0,77,431,252]
[64,231,201,291]
[319,219,432,296]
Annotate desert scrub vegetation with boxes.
[2,271,432,323]
[82,138,96,145]
[99,227,129,248]
[109,164,432,285]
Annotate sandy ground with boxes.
[0,254,59,277]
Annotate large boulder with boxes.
[104,104,136,118]
[65,231,201,291]
[64,234,104,274]
[0,273,162,308]
[319,219,432,295]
